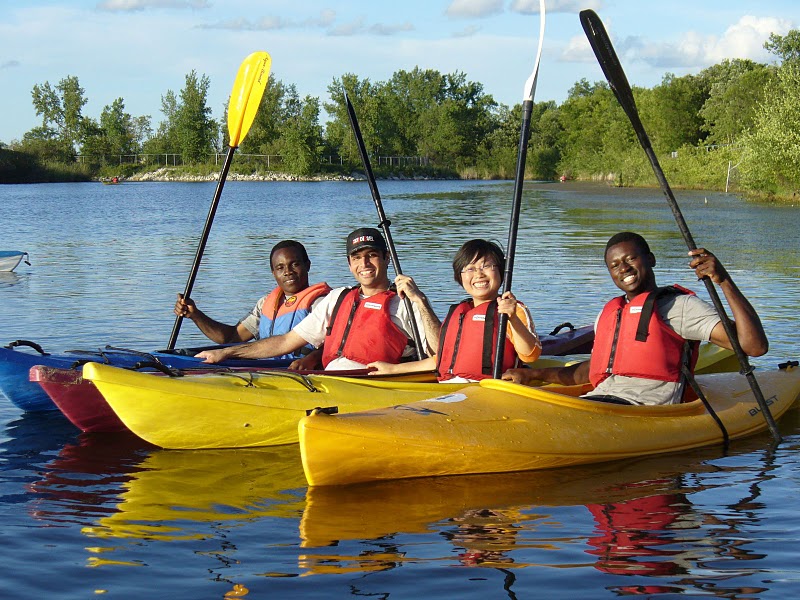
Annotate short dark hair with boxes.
[604,232,651,260]
[270,240,310,269]
[452,239,506,286]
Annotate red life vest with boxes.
[436,299,518,381]
[589,286,700,395]
[586,493,685,578]
[321,287,410,367]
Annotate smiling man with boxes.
[502,231,768,405]
[175,240,331,360]
[196,228,432,370]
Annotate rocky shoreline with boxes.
[123,167,452,183]
[125,167,363,183]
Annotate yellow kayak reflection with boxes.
[297,432,780,575]
[82,445,306,541]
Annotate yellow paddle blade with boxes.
[227,51,271,148]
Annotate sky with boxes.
[1,0,798,145]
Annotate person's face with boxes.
[271,247,311,295]
[605,240,656,299]
[348,247,389,289]
[459,254,502,304]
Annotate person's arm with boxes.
[174,293,254,344]
[288,348,324,371]
[689,249,768,356]
[395,274,441,353]
[502,360,591,386]
[498,292,541,361]
[195,330,307,363]
[368,355,438,375]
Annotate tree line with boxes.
[2,29,798,198]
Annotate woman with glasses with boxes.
[369,239,541,382]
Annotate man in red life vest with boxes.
[502,232,768,405]
[175,240,331,362]
[195,228,434,370]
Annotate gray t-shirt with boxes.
[588,294,721,405]
[238,293,325,339]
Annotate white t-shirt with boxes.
[292,286,429,371]
[588,293,720,405]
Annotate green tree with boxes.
[640,73,707,152]
[324,74,381,166]
[176,70,216,162]
[740,62,800,193]
[698,60,772,145]
[143,90,179,155]
[30,75,88,151]
[764,29,800,63]
[277,94,324,175]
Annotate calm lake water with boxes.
[1,179,799,598]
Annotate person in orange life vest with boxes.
[502,232,768,405]
[195,228,433,370]
[368,239,541,382]
[175,240,331,364]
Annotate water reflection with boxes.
[26,432,150,526]
[0,272,23,288]
[0,411,79,506]
[81,445,306,542]
[298,435,785,597]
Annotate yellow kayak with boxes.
[82,362,472,449]
[82,344,734,450]
[298,365,800,486]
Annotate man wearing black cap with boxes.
[196,227,433,370]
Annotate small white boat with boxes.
[0,251,30,272]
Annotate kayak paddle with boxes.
[492,0,546,379]
[167,51,272,350]
[579,9,781,442]
[343,92,426,360]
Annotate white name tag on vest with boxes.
[629,306,643,314]
[472,314,486,322]
[364,301,382,310]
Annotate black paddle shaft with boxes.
[344,93,426,360]
[167,145,236,350]
[492,99,534,379]
[580,9,781,442]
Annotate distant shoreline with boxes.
[122,167,457,183]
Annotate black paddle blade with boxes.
[579,9,650,149]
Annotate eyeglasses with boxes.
[461,264,498,275]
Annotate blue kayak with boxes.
[0,340,293,412]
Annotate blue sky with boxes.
[1,0,797,145]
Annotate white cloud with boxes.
[560,15,795,70]
[561,33,594,63]
[700,15,793,62]
[452,25,480,38]
[97,0,210,11]
[197,10,337,32]
[329,18,365,37]
[510,0,602,14]
[445,0,503,19]
[370,22,415,36]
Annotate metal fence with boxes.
[75,153,430,169]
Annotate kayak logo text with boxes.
[749,395,777,417]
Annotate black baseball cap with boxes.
[346,227,388,255]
